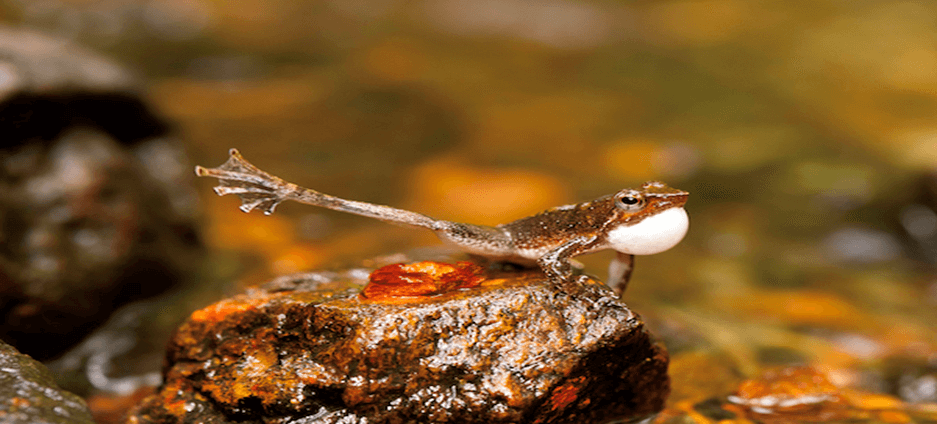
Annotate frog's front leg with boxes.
[608,251,634,296]
[537,236,598,294]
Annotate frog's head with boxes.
[606,181,689,255]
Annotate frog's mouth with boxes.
[607,207,689,255]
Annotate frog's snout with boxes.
[606,207,689,255]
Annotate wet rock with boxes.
[878,355,937,404]
[727,366,850,422]
[127,262,670,424]
[45,299,169,397]
[0,26,202,359]
[723,365,937,423]
[0,339,95,424]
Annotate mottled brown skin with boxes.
[195,149,688,295]
[505,183,687,249]
[495,183,688,293]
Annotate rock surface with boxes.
[127,261,669,424]
[0,26,202,359]
[0,339,96,424]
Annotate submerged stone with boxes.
[0,26,202,360]
[127,262,669,424]
[727,366,849,422]
[0,339,95,424]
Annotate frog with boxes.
[195,149,689,295]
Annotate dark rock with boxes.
[0,26,202,359]
[891,172,937,267]
[45,298,169,397]
[127,261,669,424]
[879,355,937,404]
[0,339,96,424]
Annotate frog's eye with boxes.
[615,193,645,211]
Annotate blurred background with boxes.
[1,0,936,422]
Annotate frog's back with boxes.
[498,196,617,259]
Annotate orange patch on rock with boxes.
[361,261,485,301]
[548,380,582,411]
[157,380,191,417]
[189,295,269,323]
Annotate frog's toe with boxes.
[551,274,590,296]
[211,180,275,196]
[196,150,288,214]
[197,167,276,190]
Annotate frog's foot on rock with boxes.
[569,274,595,294]
[546,273,591,296]
[195,148,289,215]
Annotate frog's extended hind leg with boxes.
[195,149,292,215]
[195,149,442,230]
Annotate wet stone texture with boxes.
[0,26,202,359]
[0,339,95,424]
[127,261,670,424]
[713,365,937,424]
[726,366,850,422]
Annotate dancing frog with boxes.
[196,149,689,295]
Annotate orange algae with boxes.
[548,378,584,411]
[190,298,256,322]
[189,291,277,322]
[361,261,485,301]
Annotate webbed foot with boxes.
[195,149,290,215]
